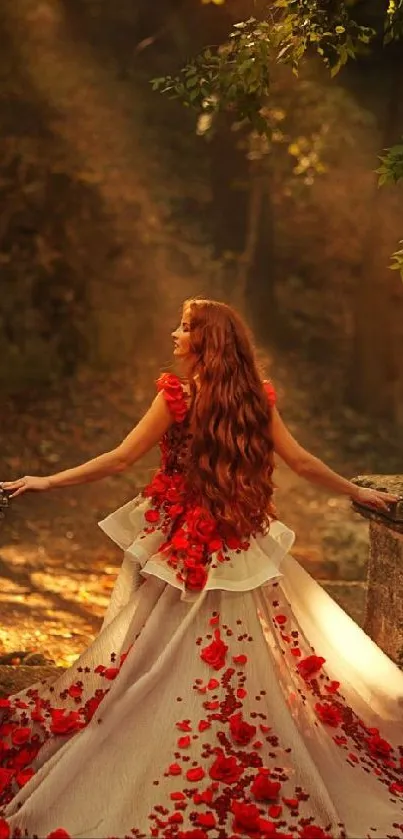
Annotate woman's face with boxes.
[172,307,192,360]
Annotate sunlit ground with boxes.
[0,541,116,667]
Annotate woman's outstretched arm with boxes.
[0,393,173,497]
[271,406,398,510]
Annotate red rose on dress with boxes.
[104,667,119,680]
[231,800,261,832]
[229,712,256,745]
[299,826,332,838]
[186,766,206,782]
[157,374,188,422]
[186,565,208,591]
[200,629,228,670]
[297,655,326,681]
[46,831,72,839]
[11,726,31,746]
[209,753,244,784]
[0,819,10,839]
[172,529,190,551]
[49,710,84,735]
[196,813,216,828]
[67,683,83,699]
[314,702,342,728]
[16,768,35,787]
[145,508,160,523]
[390,781,403,795]
[232,654,247,665]
[365,733,392,758]
[0,769,14,796]
[186,507,217,543]
[251,772,281,801]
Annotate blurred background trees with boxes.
[0,0,402,422]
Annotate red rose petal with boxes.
[0,819,10,839]
[178,736,191,748]
[168,763,182,776]
[236,688,247,699]
[176,720,192,731]
[282,797,299,809]
[186,766,206,782]
[198,720,211,732]
[196,813,216,828]
[275,615,287,625]
[232,654,247,665]
[268,804,282,818]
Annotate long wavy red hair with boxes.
[183,298,276,539]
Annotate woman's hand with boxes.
[0,476,51,499]
[353,486,400,512]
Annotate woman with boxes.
[0,298,402,839]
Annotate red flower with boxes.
[251,772,281,801]
[229,712,256,745]
[156,373,188,422]
[196,813,216,828]
[297,655,326,681]
[177,831,207,839]
[50,710,84,735]
[172,529,190,551]
[145,508,160,523]
[16,768,35,787]
[11,726,31,746]
[198,720,211,732]
[103,667,119,680]
[0,819,10,839]
[0,769,14,795]
[171,791,186,801]
[176,720,192,731]
[232,654,247,665]
[283,797,298,809]
[390,781,403,795]
[365,733,393,758]
[186,508,217,543]
[324,680,340,694]
[314,702,342,728]
[46,831,72,839]
[200,629,228,670]
[268,805,282,819]
[186,565,208,591]
[168,763,182,776]
[67,683,83,699]
[226,535,242,550]
[231,800,261,832]
[186,766,206,782]
[209,753,243,784]
[275,615,287,625]
[299,826,332,838]
[178,736,191,748]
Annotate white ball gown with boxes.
[1,373,403,839]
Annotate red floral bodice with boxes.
[141,372,277,595]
